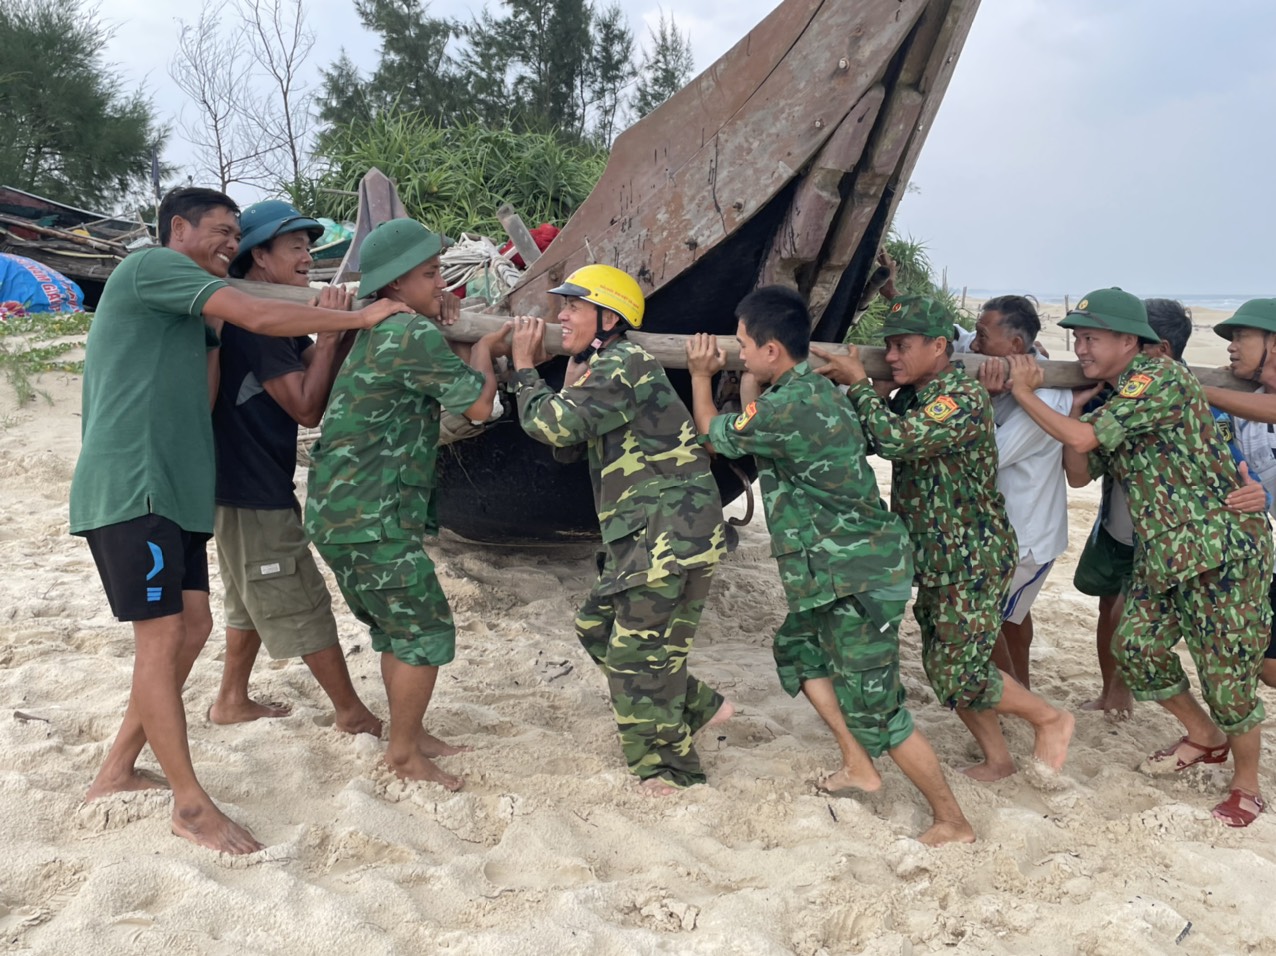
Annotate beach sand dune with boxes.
[3,313,1276,955]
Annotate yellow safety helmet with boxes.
[549,264,645,330]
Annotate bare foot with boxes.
[917,819,977,846]
[638,777,680,797]
[962,760,1017,782]
[419,731,473,758]
[208,699,291,726]
[817,764,883,794]
[85,767,169,802]
[1032,708,1075,772]
[1079,695,1105,712]
[705,699,735,728]
[385,750,464,790]
[171,801,263,855]
[1104,687,1134,723]
[335,707,383,737]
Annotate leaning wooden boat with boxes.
[0,186,145,307]
[436,0,982,543]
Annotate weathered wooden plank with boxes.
[758,86,886,288]
[225,278,1256,391]
[496,204,542,267]
[507,0,930,317]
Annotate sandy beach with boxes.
[4,312,1276,956]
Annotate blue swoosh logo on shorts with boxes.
[145,541,164,581]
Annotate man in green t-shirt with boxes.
[70,187,409,855]
[685,286,974,846]
[306,219,507,791]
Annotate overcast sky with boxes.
[96,0,1275,297]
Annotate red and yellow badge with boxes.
[924,395,960,423]
[572,368,592,387]
[1119,373,1153,398]
[733,400,758,431]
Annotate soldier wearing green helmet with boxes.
[1204,298,1276,692]
[210,199,382,738]
[1007,287,1274,828]
[306,218,509,791]
[814,295,1075,783]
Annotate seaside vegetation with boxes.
[848,233,963,345]
[0,311,92,408]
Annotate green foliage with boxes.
[298,115,607,237]
[0,0,165,210]
[633,11,694,119]
[847,233,962,345]
[0,310,92,407]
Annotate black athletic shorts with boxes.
[84,514,211,621]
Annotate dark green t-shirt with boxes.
[69,247,227,534]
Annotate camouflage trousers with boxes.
[914,566,1012,711]
[1119,551,1272,735]
[315,537,456,667]
[576,566,723,788]
[773,581,915,757]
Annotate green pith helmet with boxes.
[357,219,452,298]
[230,199,323,276]
[1059,287,1159,344]
[1214,298,1276,340]
[879,295,958,340]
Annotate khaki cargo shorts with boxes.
[215,505,339,659]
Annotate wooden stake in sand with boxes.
[227,278,1256,391]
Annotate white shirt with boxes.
[953,325,1071,563]
[1232,388,1276,517]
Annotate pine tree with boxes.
[586,3,636,145]
[632,11,693,119]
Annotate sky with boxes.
[94,0,1276,297]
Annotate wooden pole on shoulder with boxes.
[225,278,1256,391]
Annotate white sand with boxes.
[4,316,1276,955]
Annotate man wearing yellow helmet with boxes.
[509,264,733,796]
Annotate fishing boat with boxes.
[434,0,982,543]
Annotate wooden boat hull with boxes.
[437,0,982,543]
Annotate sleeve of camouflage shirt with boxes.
[391,318,484,414]
[845,379,983,461]
[706,392,793,460]
[1081,361,1185,480]
[514,352,635,447]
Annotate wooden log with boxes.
[496,204,543,267]
[225,277,1257,390]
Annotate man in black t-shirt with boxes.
[211,200,382,736]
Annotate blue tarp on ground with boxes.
[0,253,85,320]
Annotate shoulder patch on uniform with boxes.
[1119,373,1153,398]
[924,395,960,422]
[733,400,758,431]
[572,369,592,387]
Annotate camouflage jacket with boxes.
[1084,351,1272,592]
[305,315,483,544]
[514,337,725,595]
[848,364,1016,587]
[707,361,912,612]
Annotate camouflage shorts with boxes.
[576,567,722,788]
[1119,551,1271,735]
[773,580,915,757]
[913,567,1011,711]
[315,537,456,667]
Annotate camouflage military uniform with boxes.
[305,314,484,666]
[847,365,1018,711]
[1083,352,1273,734]
[708,361,916,755]
[515,337,726,788]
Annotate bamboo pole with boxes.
[226,278,1256,391]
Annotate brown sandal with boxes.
[1145,735,1230,772]
[1213,789,1265,828]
